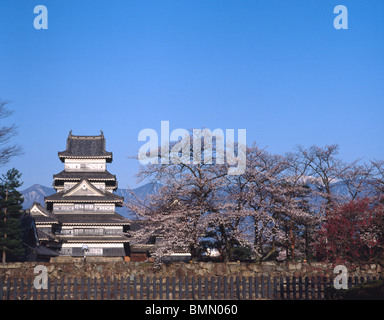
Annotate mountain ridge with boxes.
[20,182,162,220]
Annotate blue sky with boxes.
[0,0,383,189]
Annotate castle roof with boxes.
[58,131,112,162]
[45,179,124,205]
[28,202,59,224]
[53,213,130,226]
[53,170,117,181]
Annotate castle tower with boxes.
[28,132,130,257]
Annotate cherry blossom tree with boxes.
[288,144,354,213]
[126,131,231,263]
[221,144,319,261]
[371,160,384,197]
[126,136,383,265]
[337,162,375,201]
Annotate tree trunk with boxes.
[189,243,199,262]
[290,220,295,260]
[2,246,5,264]
[219,224,231,263]
[222,252,230,263]
[304,226,309,261]
[2,189,8,264]
[262,239,276,261]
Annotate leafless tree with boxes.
[337,162,375,200]
[289,144,356,212]
[0,100,22,166]
[371,160,384,196]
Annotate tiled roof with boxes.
[36,228,58,241]
[53,170,117,181]
[53,213,130,225]
[25,244,59,257]
[58,131,112,161]
[45,193,123,203]
[34,245,60,256]
[45,179,124,204]
[28,202,59,224]
[32,214,58,224]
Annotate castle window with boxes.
[74,203,94,211]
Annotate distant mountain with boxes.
[20,182,162,220]
[20,184,55,209]
[21,180,376,220]
[114,182,162,219]
[115,181,162,200]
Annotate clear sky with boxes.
[0,0,383,189]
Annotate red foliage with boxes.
[315,198,384,263]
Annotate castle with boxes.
[27,131,130,258]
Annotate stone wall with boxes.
[0,258,382,281]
